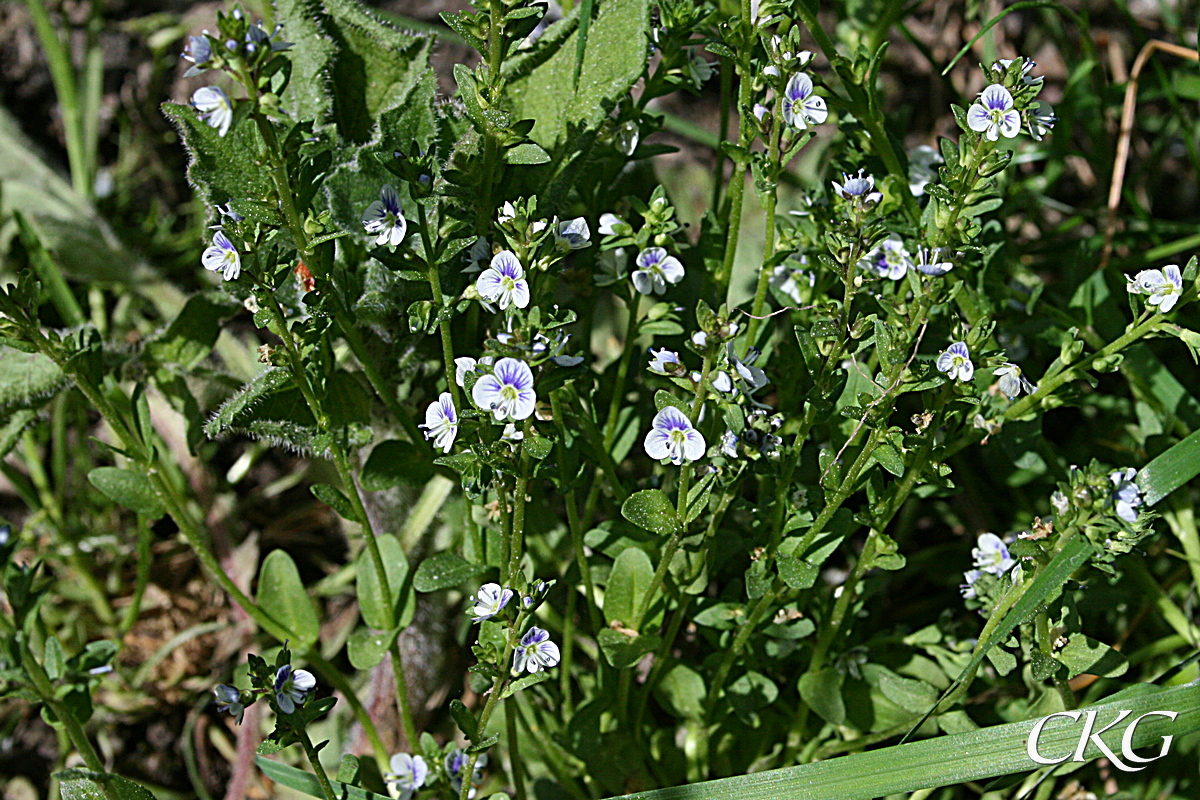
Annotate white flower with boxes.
[472,357,537,421]
[386,753,428,800]
[915,246,953,277]
[362,184,407,247]
[781,73,828,128]
[631,247,685,295]
[967,84,1021,141]
[1127,265,1183,314]
[420,393,458,453]
[936,341,974,382]
[598,213,628,236]
[859,236,911,280]
[1110,468,1143,524]
[994,363,1035,400]
[553,217,591,251]
[192,86,233,137]
[470,583,514,622]
[273,665,316,714]
[648,348,681,375]
[908,144,943,196]
[1027,101,1057,141]
[831,169,882,205]
[992,57,1042,86]
[498,201,518,224]
[644,406,706,466]
[463,237,490,274]
[692,331,708,348]
[213,684,244,724]
[712,370,733,393]
[960,569,982,599]
[202,231,241,281]
[727,343,768,392]
[512,627,561,674]
[972,533,1015,575]
[720,429,739,458]
[476,250,530,310]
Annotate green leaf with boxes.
[336,755,361,786]
[878,672,939,714]
[523,434,553,460]
[204,368,294,439]
[504,0,647,146]
[597,628,661,669]
[256,549,320,649]
[257,757,395,800]
[500,671,553,698]
[87,467,165,519]
[1138,428,1200,506]
[0,346,66,413]
[57,769,159,800]
[621,489,680,535]
[615,682,1200,800]
[798,668,845,725]
[450,698,479,739]
[362,439,435,490]
[311,483,357,521]
[356,534,414,630]
[144,293,240,371]
[413,551,486,592]
[504,142,552,164]
[603,546,654,627]
[0,409,38,460]
[727,670,779,726]
[653,663,705,720]
[346,627,397,670]
[1053,634,1128,679]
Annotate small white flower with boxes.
[386,753,428,800]
[914,246,953,277]
[463,237,490,274]
[859,237,911,280]
[362,184,407,247]
[720,429,739,458]
[497,201,518,224]
[967,84,1021,141]
[763,65,780,78]
[472,357,537,421]
[420,393,458,453]
[960,569,982,599]
[1027,101,1057,141]
[781,73,828,129]
[192,86,233,137]
[202,231,241,281]
[992,57,1042,86]
[476,250,530,310]
[470,583,514,622]
[712,370,733,393]
[831,169,882,206]
[972,533,1015,575]
[273,665,316,714]
[1127,265,1183,314]
[213,684,244,724]
[727,343,768,392]
[648,348,681,375]
[936,341,974,383]
[455,357,479,387]
[553,217,591,251]
[512,627,561,674]
[632,247,685,295]
[692,331,708,348]
[1051,490,1070,517]
[994,363,1036,400]
[644,406,706,465]
[908,144,943,196]
[1110,468,1142,524]
[598,213,628,236]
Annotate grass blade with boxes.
[1139,429,1200,506]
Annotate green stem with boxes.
[119,514,154,635]
[507,430,532,585]
[298,728,338,800]
[715,0,754,298]
[459,632,518,800]
[416,202,462,409]
[21,640,105,773]
[506,701,528,800]
[744,94,785,346]
[712,56,733,214]
[551,390,602,635]
[601,293,642,449]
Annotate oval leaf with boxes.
[256,549,320,649]
[621,489,679,535]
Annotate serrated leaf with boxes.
[87,467,165,519]
[256,549,320,649]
